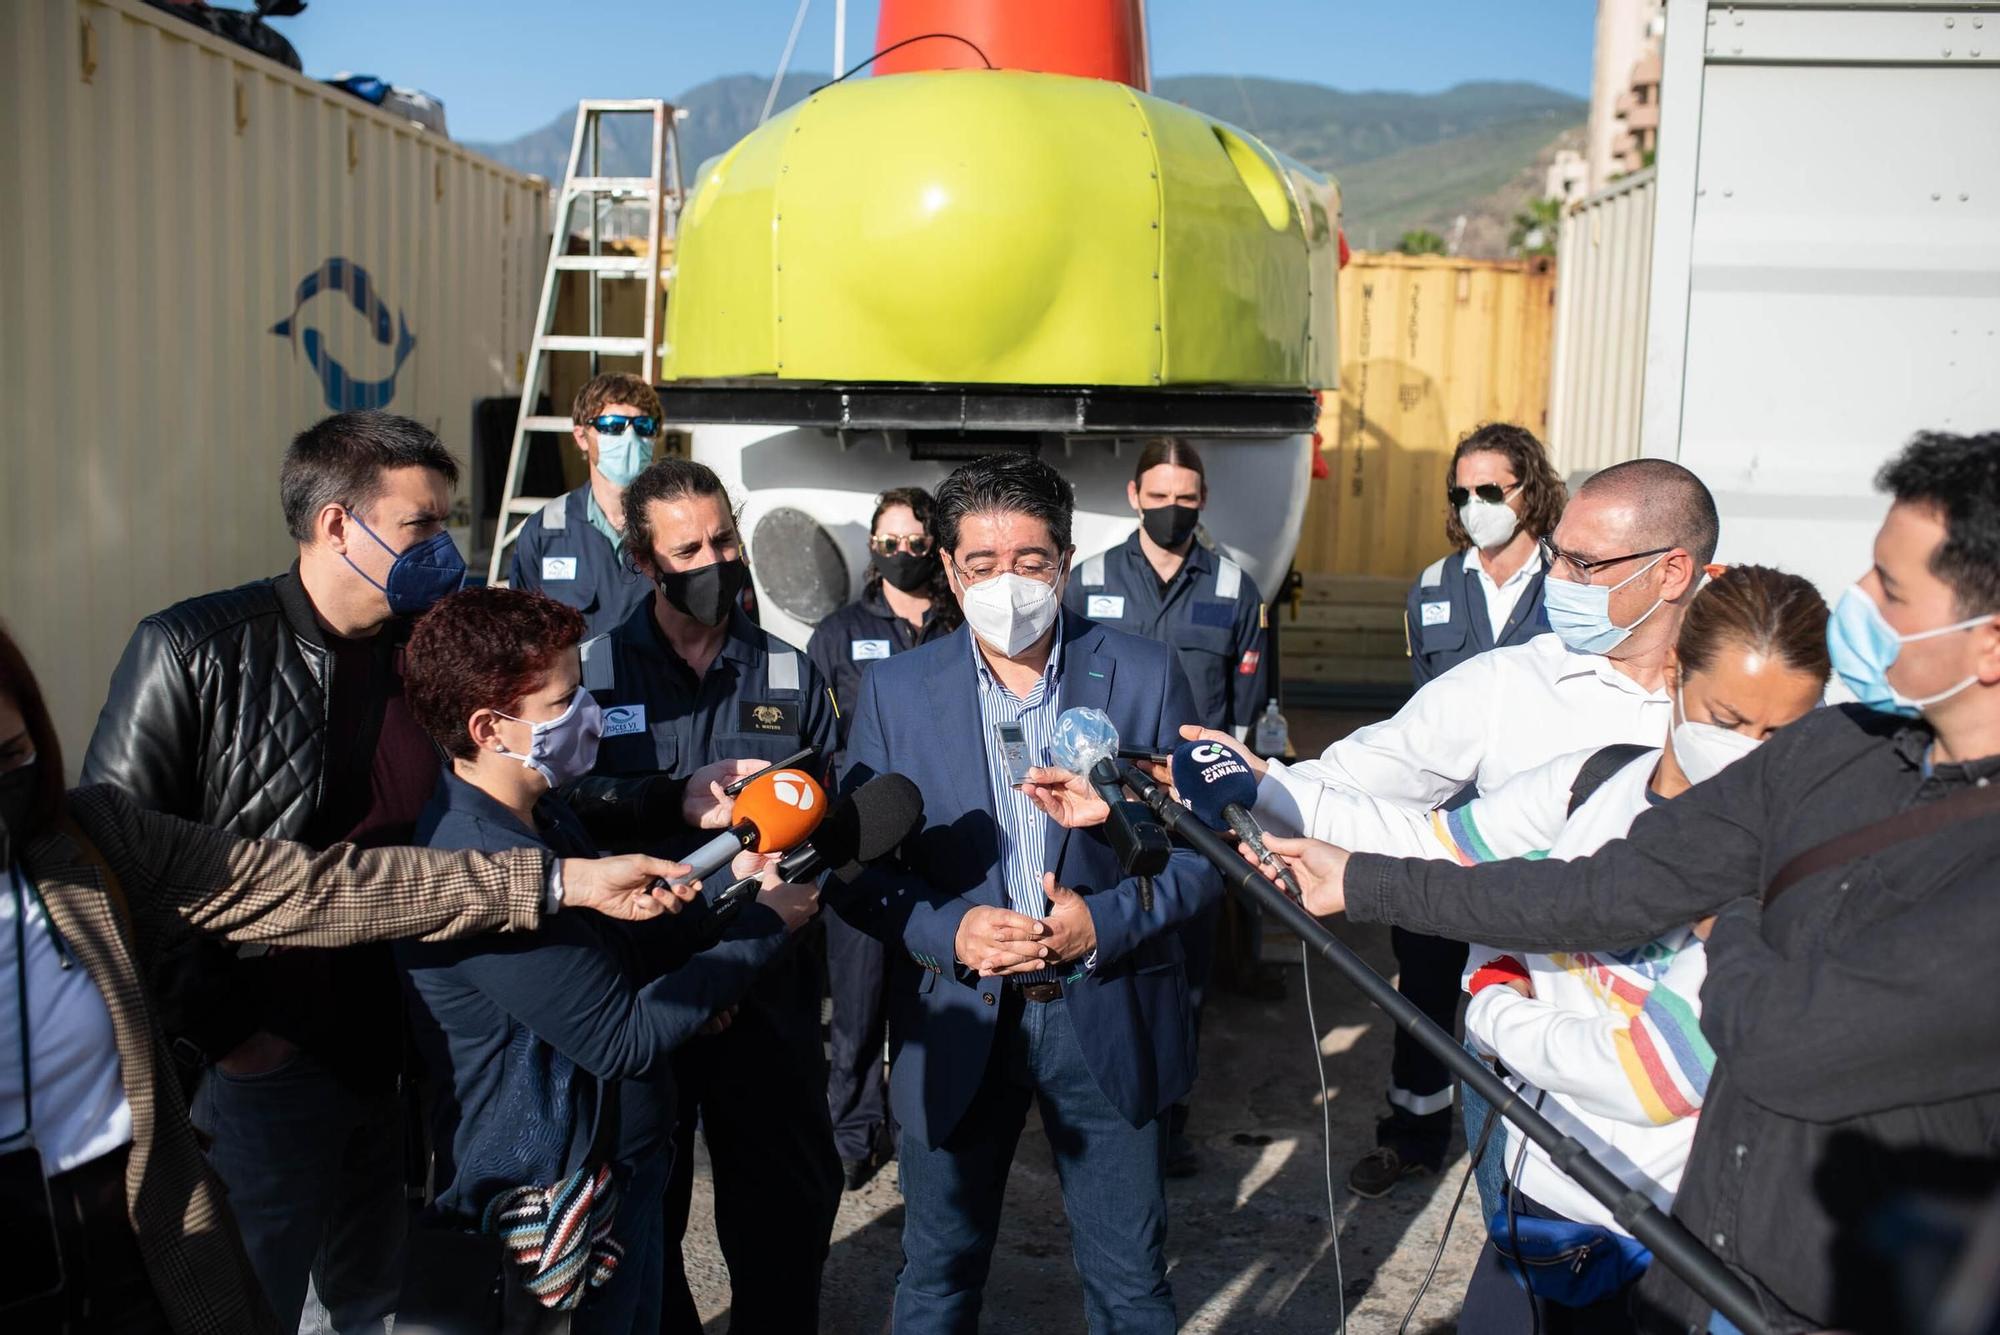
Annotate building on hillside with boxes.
[1545,148,1590,204]
[1586,0,1665,188]
[1610,46,1663,175]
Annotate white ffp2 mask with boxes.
[1670,692,1763,786]
[959,565,1064,657]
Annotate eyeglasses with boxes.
[1449,481,1522,508]
[591,414,659,438]
[869,533,934,558]
[952,556,1062,582]
[1538,535,1675,581]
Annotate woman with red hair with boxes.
[398,587,818,1333]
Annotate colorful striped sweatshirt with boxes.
[1296,746,1715,1231]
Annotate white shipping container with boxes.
[1547,167,1656,480]
[0,0,547,763]
[1642,0,2000,598]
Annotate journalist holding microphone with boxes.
[1257,431,2000,1335]
[396,587,819,1333]
[833,453,1220,1334]
[0,621,694,1334]
[1252,566,1829,1332]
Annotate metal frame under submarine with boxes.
[659,21,1340,651]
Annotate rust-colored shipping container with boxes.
[1294,252,1557,582]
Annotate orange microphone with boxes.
[669,767,827,885]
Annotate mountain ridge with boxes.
[465,72,1583,258]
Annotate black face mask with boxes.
[0,762,39,870]
[1140,504,1201,550]
[655,558,749,628]
[872,550,938,594]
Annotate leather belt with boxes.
[1013,980,1064,1003]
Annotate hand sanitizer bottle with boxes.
[1252,698,1289,759]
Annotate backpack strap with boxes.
[1764,781,2000,907]
[1567,744,1653,817]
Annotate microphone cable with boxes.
[1299,941,1345,1335]
[1506,1091,1550,1335]
[1398,1080,1503,1334]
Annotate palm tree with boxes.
[1509,197,1563,257]
[1397,229,1447,256]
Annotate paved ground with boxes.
[682,707,1491,1332]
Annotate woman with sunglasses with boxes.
[805,486,960,1191]
[510,373,669,638]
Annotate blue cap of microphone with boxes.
[1170,740,1259,831]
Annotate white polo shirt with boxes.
[1466,546,1543,642]
[1254,633,1671,840]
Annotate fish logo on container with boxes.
[271,258,416,412]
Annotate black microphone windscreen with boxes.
[816,773,926,876]
[1170,740,1259,832]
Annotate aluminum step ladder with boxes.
[486,99,685,585]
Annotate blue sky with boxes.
[285,1,1596,144]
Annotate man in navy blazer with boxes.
[835,454,1220,1334]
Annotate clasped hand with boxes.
[954,873,1097,976]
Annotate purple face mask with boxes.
[496,692,604,789]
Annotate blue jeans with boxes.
[892,992,1175,1335]
[1461,1038,1508,1221]
[191,1051,404,1334]
[574,1150,667,1335]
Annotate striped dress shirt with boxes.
[971,626,1065,984]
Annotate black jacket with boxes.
[81,566,339,1067]
[1346,704,2000,1334]
[805,582,956,769]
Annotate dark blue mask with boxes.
[342,510,466,617]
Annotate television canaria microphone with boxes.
[670,766,827,886]
[1169,740,1302,902]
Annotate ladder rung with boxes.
[578,99,671,114]
[565,177,656,196]
[552,255,653,274]
[507,496,559,517]
[535,335,649,355]
[522,415,575,433]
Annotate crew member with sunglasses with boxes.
[1173,459,1718,1198]
[1351,424,1565,1198]
[805,487,960,1192]
[1406,424,1564,686]
[511,373,668,638]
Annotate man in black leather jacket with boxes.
[82,411,473,1334]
